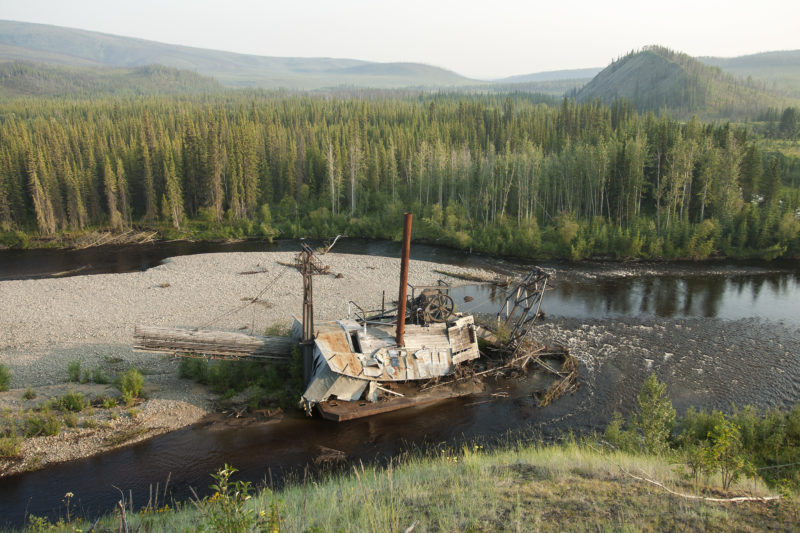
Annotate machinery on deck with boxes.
[135,214,573,422]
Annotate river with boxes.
[1,239,798,527]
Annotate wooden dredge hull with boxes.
[316,390,469,422]
[133,215,569,423]
[314,349,577,422]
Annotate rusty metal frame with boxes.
[497,267,550,349]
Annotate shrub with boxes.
[633,373,676,455]
[706,418,749,490]
[120,368,144,403]
[0,364,10,391]
[23,387,36,400]
[247,388,266,411]
[56,390,85,412]
[180,353,303,409]
[121,391,134,406]
[199,464,276,532]
[99,396,118,409]
[221,389,236,401]
[91,366,109,384]
[208,362,233,394]
[25,412,61,437]
[0,435,21,458]
[603,411,637,453]
[67,360,81,382]
[63,412,78,428]
[179,358,209,383]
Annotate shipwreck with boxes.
[135,213,575,421]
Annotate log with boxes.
[134,325,295,361]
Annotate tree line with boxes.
[0,92,798,259]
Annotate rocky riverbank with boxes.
[0,251,494,475]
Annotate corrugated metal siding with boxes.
[307,315,480,389]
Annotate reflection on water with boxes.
[0,380,557,527]
[446,270,800,325]
[546,273,800,324]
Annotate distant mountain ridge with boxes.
[0,19,476,89]
[2,19,800,116]
[698,50,800,97]
[576,46,799,118]
[497,67,602,84]
[0,61,222,98]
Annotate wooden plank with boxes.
[452,346,480,364]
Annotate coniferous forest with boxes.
[1,91,799,260]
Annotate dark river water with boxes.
[1,239,798,527]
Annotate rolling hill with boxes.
[489,67,600,95]
[698,50,800,97]
[0,19,476,90]
[2,19,799,113]
[576,46,799,118]
[497,67,601,84]
[0,61,222,98]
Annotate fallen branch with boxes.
[620,467,780,503]
[587,443,781,504]
[433,269,509,286]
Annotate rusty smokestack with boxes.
[396,213,413,346]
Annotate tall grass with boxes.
[30,440,791,532]
[0,364,11,391]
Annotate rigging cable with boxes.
[198,265,290,331]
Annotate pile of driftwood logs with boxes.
[133,326,293,361]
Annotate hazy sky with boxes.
[3,0,799,79]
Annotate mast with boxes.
[298,242,328,386]
[396,213,413,346]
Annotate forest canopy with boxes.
[0,91,798,260]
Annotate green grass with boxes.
[177,350,303,411]
[19,441,796,532]
[0,364,10,391]
[0,435,21,458]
